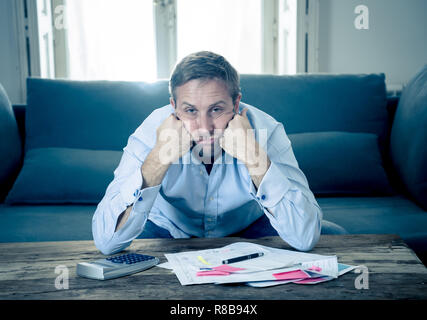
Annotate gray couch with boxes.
[1,66,426,264]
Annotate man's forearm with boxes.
[140,145,171,188]
[115,205,133,232]
[115,145,170,232]
[247,156,271,190]
[245,141,271,190]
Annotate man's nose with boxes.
[196,114,214,132]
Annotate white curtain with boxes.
[176,0,263,74]
[64,0,157,81]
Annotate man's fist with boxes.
[219,108,256,164]
[219,108,270,176]
[156,114,193,165]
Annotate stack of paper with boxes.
[159,242,358,287]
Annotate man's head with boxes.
[169,51,242,160]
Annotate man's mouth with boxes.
[196,137,216,145]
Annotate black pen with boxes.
[222,252,264,265]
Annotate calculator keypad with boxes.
[106,253,155,265]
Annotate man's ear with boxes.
[234,94,242,113]
[170,97,176,109]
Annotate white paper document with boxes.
[164,242,339,286]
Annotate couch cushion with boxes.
[390,65,427,210]
[240,73,389,152]
[25,78,170,151]
[5,148,122,204]
[0,84,22,201]
[319,195,427,260]
[0,204,95,242]
[289,132,392,195]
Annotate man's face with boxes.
[171,78,241,160]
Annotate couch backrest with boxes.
[26,74,388,152]
[240,73,389,150]
[26,78,170,151]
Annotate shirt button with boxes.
[261,195,266,200]
[138,196,143,201]
[209,197,214,201]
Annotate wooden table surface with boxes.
[0,234,426,300]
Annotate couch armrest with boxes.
[0,86,23,202]
[390,65,427,210]
[12,104,26,148]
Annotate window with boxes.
[278,0,297,74]
[37,0,55,78]
[176,0,263,74]
[28,0,313,81]
[64,0,157,81]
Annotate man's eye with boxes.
[185,108,196,113]
[212,107,223,113]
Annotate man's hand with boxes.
[155,114,193,165]
[219,108,271,188]
[139,114,192,190]
[219,108,253,163]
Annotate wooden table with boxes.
[1,234,426,300]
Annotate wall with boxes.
[318,0,427,89]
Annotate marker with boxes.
[222,252,264,265]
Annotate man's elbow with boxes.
[92,224,127,256]
[303,217,322,251]
[296,231,320,252]
[95,240,114,256]
[291,215,322,252]
[94,237,127,256]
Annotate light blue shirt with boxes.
[92,102,322,255]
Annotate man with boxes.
[92,51,340,256]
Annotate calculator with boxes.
[76,253,159,280]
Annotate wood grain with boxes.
[0,235,426,300]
